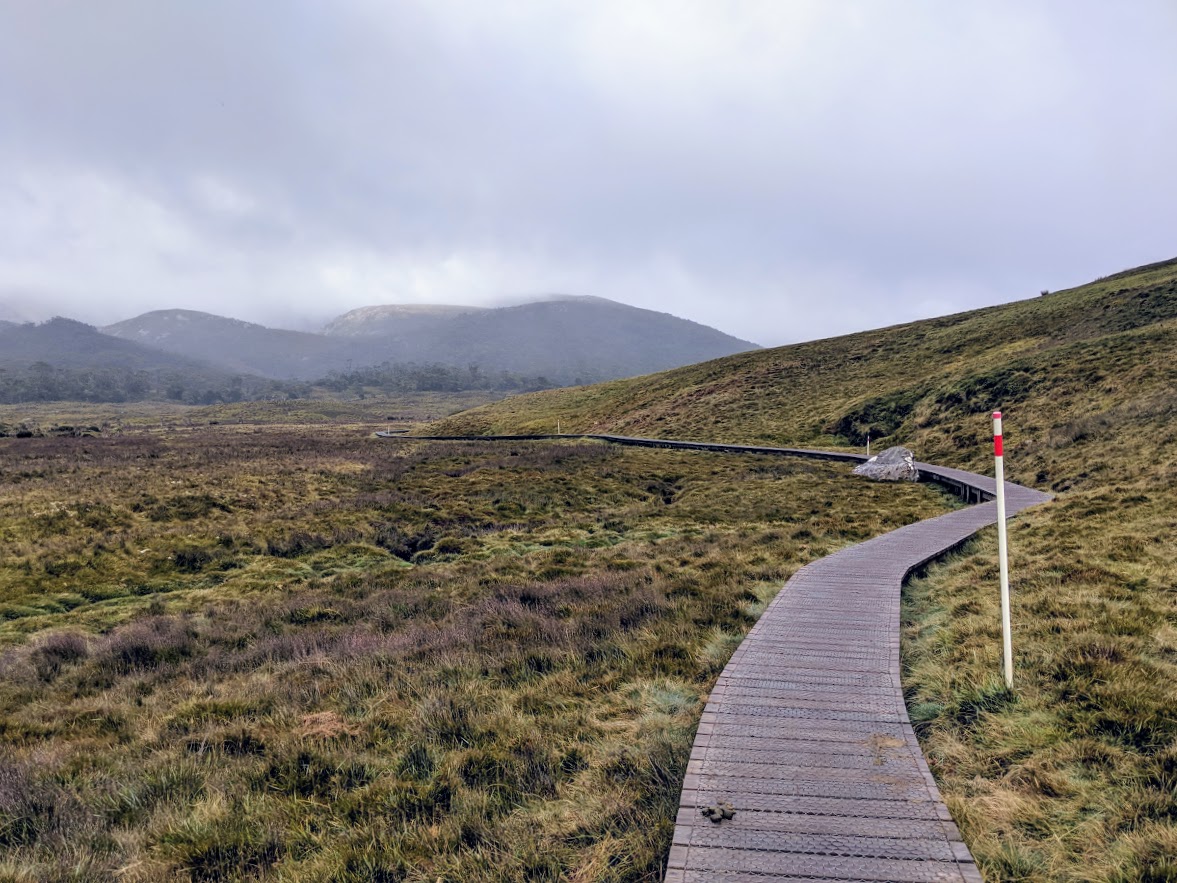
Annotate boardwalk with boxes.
[666,466,1050,882]
[389,433,1051,880]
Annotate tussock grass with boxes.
[5,260,1174,878]
[0,427,948,880]
[903,485,1177,881]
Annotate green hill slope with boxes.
[430,261,1176,491]
[431,259,1177,880]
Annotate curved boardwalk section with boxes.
[390,433,1049,880]
[666,473,1049,883]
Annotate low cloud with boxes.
[1,2,1174,344]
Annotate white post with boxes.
[866,433,870,458]
[993,411,1013,689]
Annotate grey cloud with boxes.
[0,1,1174,345]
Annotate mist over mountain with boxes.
[102,310,342,379]
[1,318,215,372]
[101,296,759,384]
[0,302,32,324]
[322,295,759,384]
[322,304,489,336]
[0,317,282,404]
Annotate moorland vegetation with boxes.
[0,420,948,881]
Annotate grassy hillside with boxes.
[0,425,949,881]
[429,261,1176,486]
[1,260,1172,881]
[431,259,1177,880]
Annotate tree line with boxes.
[0,360,555,404]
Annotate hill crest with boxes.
[323,304,488,336]
[427,257,1177,492]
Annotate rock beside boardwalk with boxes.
[853,446,920,482]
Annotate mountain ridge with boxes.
[102,309,340,379]
[0,317,283,404]
[323,303,489,335]
[426,258,1177,490]
[101,296,759,384]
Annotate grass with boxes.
[430,258,1177,880]
[426,261,1177,493]
[0,391,503,437]
[902,486,1177,881]
[0,425,951,881]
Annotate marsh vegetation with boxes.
[0,425,948,881]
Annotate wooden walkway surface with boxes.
[666,465,1050,883]
[388,433,1051,881]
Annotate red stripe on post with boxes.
[994,434,1003,457]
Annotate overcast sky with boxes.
[1,1,1174,345]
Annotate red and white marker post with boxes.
[993,411,1013,688]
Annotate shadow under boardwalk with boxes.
[666,470,1051,883]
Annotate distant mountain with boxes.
[102,310,341,379]
[0,318,283,404]
[321,295,760,384]
[430,260,1177,459]
[100,296,759,384]
[0,317,215,372]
